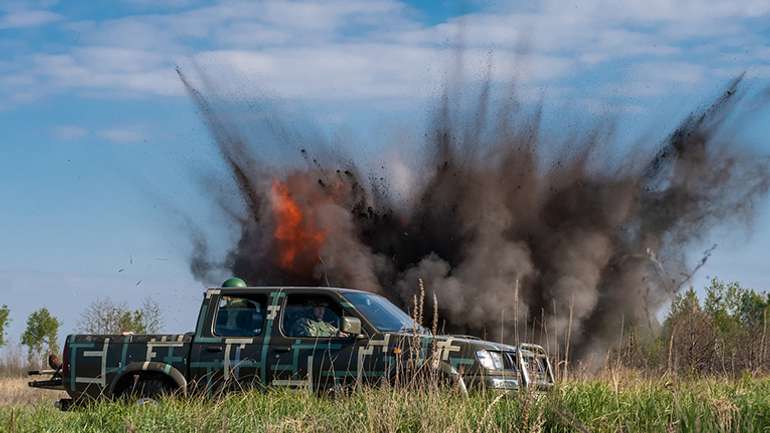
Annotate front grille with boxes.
[522,355,547,381]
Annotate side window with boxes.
[281,294,344,338]
[214,295,266,337]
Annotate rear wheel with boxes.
[121,376,173,404]
[321,383,354,399]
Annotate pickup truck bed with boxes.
[62,333,192,399]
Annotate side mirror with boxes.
[341,316,362,336]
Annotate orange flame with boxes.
[270,180,325,272]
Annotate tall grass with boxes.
[2,376,769,433]
[0,378,66,407]
[0,344,28,378]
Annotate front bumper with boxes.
[464,373,521,391]
[465,373,554,391]
[486,377,521,390]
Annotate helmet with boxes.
[222,277,247,288]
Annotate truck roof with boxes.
[207,286,374,296]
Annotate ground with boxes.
[1,375,769,432]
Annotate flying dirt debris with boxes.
[177,67,770,363]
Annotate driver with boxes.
[292,300,348,338]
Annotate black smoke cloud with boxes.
[178,67,770,361]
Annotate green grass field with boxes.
[2,376,769,433]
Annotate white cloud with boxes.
[715,65,770,80]
[122,0,198,7]
[0,9,60,29]
[1,1,60,10]
[24,48,183,97]
[0,0,768,107]
[633,62,705,85]
[52,125,88,140]
[599,62,707,99]
[97,127,144,143]
[539,0,770,24]
[190,45,573,100]
[577,98,645,115]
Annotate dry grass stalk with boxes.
[478,392,506,432]
[667,323,676,377]
[564,295,574,381]
[431,291,439,337]
[762,308,768,372]
[514,278,519,347]
[552,404,594,433]
[417,279,425,326]
[551,299,561,380]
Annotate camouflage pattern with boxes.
[59,287,554,400]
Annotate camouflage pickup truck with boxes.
[29,282,553,408]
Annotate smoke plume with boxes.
[178,67,770,361]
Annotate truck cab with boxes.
[30,285,554,406]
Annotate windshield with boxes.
[342,292,429,334]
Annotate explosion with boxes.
[270,179,325,273]
[178,66,770,362]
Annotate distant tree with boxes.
[138,298,162,334]
[610,278,770,375]
[0,305,9,348]
[738,289,769,329]
[703,278,769,329]
[661,286,715,373]
[21,308,60,366]
[704,278,744,336]
[77,298,163,335]
[669,286,701,318]
[658,279,770,375]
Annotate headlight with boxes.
[476,350,504,370]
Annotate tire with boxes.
[322,383,354,399]
[126,377,171,403]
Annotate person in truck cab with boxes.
[291,299,349,338]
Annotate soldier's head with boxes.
[309,300,329,320]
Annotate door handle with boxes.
[206,346,223,353]
[273,346,292,353]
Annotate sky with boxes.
[1,0,770,353]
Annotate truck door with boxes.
[268,292,363,391]
[189,292,268,393]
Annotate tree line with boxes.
[0,298,162,371]
[614,278,769,375]
[1,278,767,376]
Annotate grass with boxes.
[1,375,769,433]
[0,378,67,407]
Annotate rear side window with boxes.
[214,295,267,337]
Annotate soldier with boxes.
[291,300,348,338]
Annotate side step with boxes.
[28,378,64,390]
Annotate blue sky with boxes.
[1,0,770,351]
